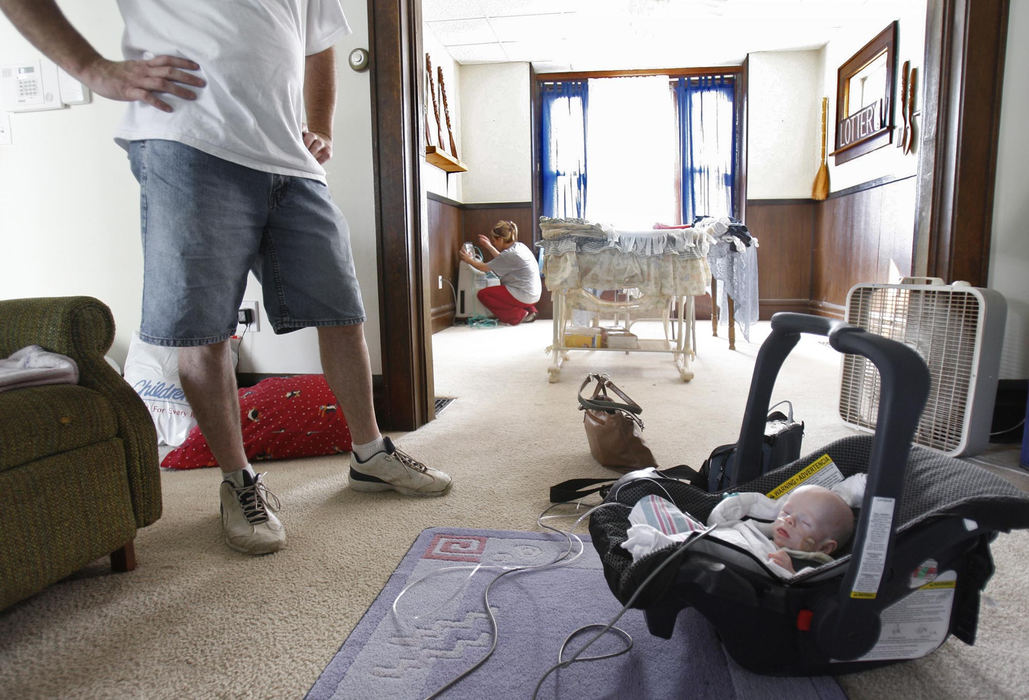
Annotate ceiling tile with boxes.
[501,40,570,63]
[426,18,497,46]
[422,0,928,72]
[420,0,486,22]
[476,0,579,17]
[487,13,573,43]
[446,43,510,64]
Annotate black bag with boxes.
[693,400,804,492]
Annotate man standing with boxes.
[0,0,452,555]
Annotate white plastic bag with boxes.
[123,332,197,446]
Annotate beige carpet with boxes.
[1,319,1027,698]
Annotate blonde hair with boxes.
[491,220,518,244]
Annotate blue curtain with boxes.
[540,81,589,219]
[675,75,736,223]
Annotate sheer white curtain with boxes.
[583,76,677,230]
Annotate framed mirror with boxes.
[833,21,898,164]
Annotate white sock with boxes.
[223,464,256,488]
[353,437,386,462]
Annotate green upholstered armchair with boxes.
[0,296,161,611]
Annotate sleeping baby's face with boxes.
[771,485,851,554]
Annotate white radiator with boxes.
[454,261,500,319]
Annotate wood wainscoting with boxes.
[427,195,549,333]
[431,178,916,334]
[747,174,916,320]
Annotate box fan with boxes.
[839,278,1007,456]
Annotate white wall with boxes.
[421,26,462,202]
[989,0,1029,379]
[0,3,141,364]
[819,1,926,192]
[747,3,925,199]
[746,50,822,199]
[0,0,380,375]
[458,63,532,203]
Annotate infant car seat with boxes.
[589,313,1029,675]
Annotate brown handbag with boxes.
[578,373,657,472]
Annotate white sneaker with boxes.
[349,438,452,497]
[219,471,286,554]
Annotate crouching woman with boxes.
[458,220,541,325]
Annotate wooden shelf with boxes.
[425,146,467,172]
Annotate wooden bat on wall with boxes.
[425,54,444,149]
[437,67,459,159]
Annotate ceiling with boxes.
[422,0,923,73]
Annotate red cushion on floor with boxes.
[161,374,352,469]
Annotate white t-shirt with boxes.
[114,0,351,182]
[488,242,542,304]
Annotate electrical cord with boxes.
[468,315,498,328]
[406,501,629,700]
[531,524,717,699]
[442,277,458,311]
[397,485,703,699]
[989,417,1025,436]
[232,322,249,372]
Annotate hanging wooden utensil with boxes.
[425,54,444,150]
[812,96,830,200]
[437,67,459,159]
[904,67,917,154]
[899,61,910,150]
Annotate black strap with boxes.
[549,464,699,503]
[577,373,643,416]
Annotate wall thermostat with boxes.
[348,48,370,72]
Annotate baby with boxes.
[765,485,855,573]
[621,483,857,578]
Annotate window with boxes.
[538,71,740,230]
[540,81,588,220]
[675,75,737,223]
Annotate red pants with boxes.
[477,285,537,325]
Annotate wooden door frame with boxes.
[367,0,433,431]
[369,0,1007,431]
[915,0,1008,285]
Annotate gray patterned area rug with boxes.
[306,527,844,699]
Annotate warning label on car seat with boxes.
[835,570,957,662]
[766,453,844,499]
[850,496,895,599]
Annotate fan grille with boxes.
[840,285,982,453]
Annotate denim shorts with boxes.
[128,140,366,347]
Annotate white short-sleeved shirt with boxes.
[114,0,350,182]
[488,242,542,304]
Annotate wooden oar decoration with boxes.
[438,67,459,159]
[812,96,829,200]
[425,54,444,149]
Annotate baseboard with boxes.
[807,300,847,319]
[758,299,813,319]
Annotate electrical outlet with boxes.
[437,275,443,290]
[236,301,260,333]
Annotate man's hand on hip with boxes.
[303,130,333,164]
[81,55,205,112]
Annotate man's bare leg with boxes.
[179,341,285,554]
[317,324,380,445]
[318,324,451,496]
[178,341,248,473]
